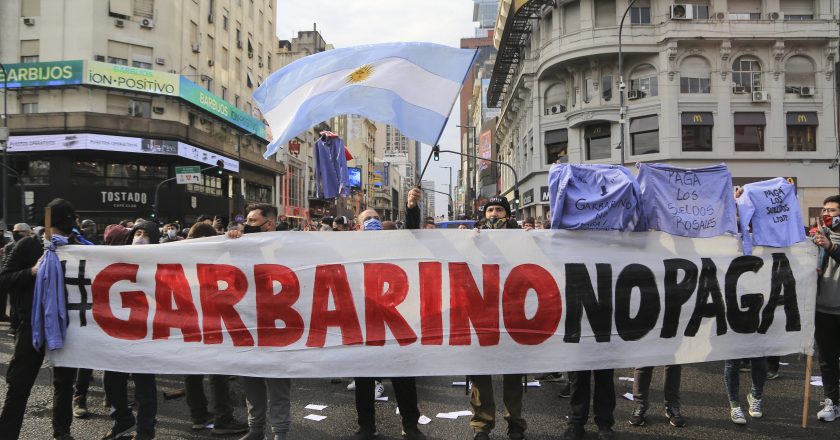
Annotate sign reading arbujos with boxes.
[0,60,84,88]
[179,77,267,139]
[86,60,180,95]
[48,231,816,378]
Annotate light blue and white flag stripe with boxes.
[253,42,477,159]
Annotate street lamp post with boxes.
[457,124,477,215]
[442,165,453,219]
[431,148,521,220]
[1,63,9,224]
[618,0,638,167]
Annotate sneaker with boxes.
[347,380,356,391]
[73,396,90,419]
[747,393,763,418]
[237,431,265,440]
[473,432,490,440]
[628,404,646,426]
[535,372,563,382]
[192,414,213,430]
[730,405,747,425]
[374,381,385,399]
[563,424,585,440]
[212,420,249,435]
[665,406,686,427]
[102,420,136,440]
[507,424,526,440]
[557,382,570,399]
[273,433,288,440]
[766,370,780,380]
[818,398,839,422]
[739,361,751,372]
[132,432,154,440]
[350,428,379,440]
[597,428,615,440]
[403,427,427,440]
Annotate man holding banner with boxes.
[814,195,840,422]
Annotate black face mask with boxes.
[12,232,25,242]
[242,221,267,234]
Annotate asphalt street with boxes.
[0,321,836,440]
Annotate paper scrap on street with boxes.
[419,415,432,425]
[436,412,459,419]
[811,376,823,386]
[779,362,790,366]
[526,381,541,387]
[618,377,635,382]
[304,414,327,421]
[305,404,328,411]
[375,396,389,401]
[623,393,634,401]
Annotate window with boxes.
[129,100,151,118]
[585,123,611,160]
[594,0,616,28]
[21,0,40,16]
[545,129,568,164]
[108,0,131,18]
[544,81,568,112]
[235,94,240,108]
[785,56,815,93]
[732,56,761,93]
[20,40,39,63]
[680,3,710,19]
[223,10,229,30]
[679,56,711,93]
[601,75,613,101]
[72,160,105,185]
[630,64,658,97]
[786,14,814,19]
[787,112,818,152]
[221,86,227,100]
[20,94,38,114]
[133,0,154,18]
[681,112,713,152]
[782,0,814,19]
[188,174,224,196]
[235,57,241,80]
[563,1,580,34]
[21,56,39,63]
[630,0,651,24]
[222,47,229,69]
[132,60,152,69]
[138,164,168,182]
[24,160,50,185]
[630,115,659,155]
[106,163,138,187]
[734,112,766,151]
[246,182,272,204]
[584,76,594,103]
[107,57,128,65]
[236,27,242,47]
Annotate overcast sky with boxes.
[276,0,479,218]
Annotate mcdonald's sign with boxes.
[693,114,703,123]
[786,112,818,126]
[681,112,714,126]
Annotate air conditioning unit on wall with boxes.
[799,86,814,97]
[752,91,769,102]
[140,18,155,28]
[671,4,695,20]
[544,105,566,115]
[627,90,643,100]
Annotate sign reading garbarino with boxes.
[86,60,179,96]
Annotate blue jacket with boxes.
[314,136,350,199]
[736,177,806,255]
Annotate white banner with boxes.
[48,230,816,378]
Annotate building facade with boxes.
[490,0,839,224]
[0,0,281,226]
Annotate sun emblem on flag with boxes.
[347,64,374,84]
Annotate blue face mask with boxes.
[363,218,383,231]
[832,216,840,229]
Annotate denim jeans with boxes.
[723,358,767,404]
[103,372,157,435]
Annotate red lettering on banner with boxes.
[449,263,500,346]
[364,263,417,346]
[197,264,254,346]
[503,264,562,345]
[92,263,149,340]
[153,264,201,342]
[419,262,443,345]
[307,264,363,347]
[254,264,304,347]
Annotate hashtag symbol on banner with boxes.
[63,260,93,327]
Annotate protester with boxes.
[333,216,349,231]
[468,196,527,440]
[181,222,249,435]
[814,194,840,422]
[0,199,83,440]
[160,223,183,243]
[382,220,397,230]
[0,223,30,325]
[723,357,766,425]
[101,221,160,440]
[457,224,469,230]
[348,189,426,440]
[119,219,134,228]
[628,366,685,427]
[423,220,436,229]
[523,217,535,231]
[320,217,334,231]
[79,219,99,244]
[227,203,292,440]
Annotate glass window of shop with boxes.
[585,123,611,160]
[545,129,568,164]
[246,182,272,204]
[734,112,766,152]
[11,159,50,185]
[786,112,818,152]
[188,173,225,197]
[681,112,713,152]
[630,115,659,155]
[72,160,105,186]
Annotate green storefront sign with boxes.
[180,77,267,139]
[0,60,84,88]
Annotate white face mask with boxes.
[167,229,177,239]
[132,236,150,245]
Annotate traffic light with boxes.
[24,204,34,222]
[216,159,225,176]
[432,145,440,161]
[150,204,157,220]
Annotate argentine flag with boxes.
[253,42,477,159]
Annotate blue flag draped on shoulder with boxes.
[253,42,478,159]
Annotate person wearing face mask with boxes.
[0,224,31,328]
[348,204,426,440]
[467,196,527,440]
[813,195,840,422]
[226,203,291,440]
[160,223,183,243]
[100,221,160,440]
[332,215,350,231]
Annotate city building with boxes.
[489,0,839,223]
[420,179,437,220]
[0,0,280,226]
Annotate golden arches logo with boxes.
[797,114,808,123]
[693,114,703,123]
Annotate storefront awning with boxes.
[544,129,568,144]
[734,112,766,126]
[630,115,659,133]
[786,112,818,126]
[680,112,713,126]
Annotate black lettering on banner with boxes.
[724,256,765,334]
[660,259,698,338]
[685,258,727,336]
[563,263,613,343]
[758,253,801,333]
[63,259,93,327]
[614,264,660,341]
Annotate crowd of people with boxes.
[0,189,837,440]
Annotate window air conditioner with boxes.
[94,55,106,62]
[732,85,747,94]
[627,90,643,100]
[544,105,567,115]
[208,60,215,67]
[752,91,769,102]
[799,86,814,97]
[167,69,177,74]
[192,43,201,53]
[155,57,166,65]
[23,17,36,26]
[140,18,155,28]
[152,106,165,114]
[670,5,694,20]
[115,19,125,28]
[768,12,780,20]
